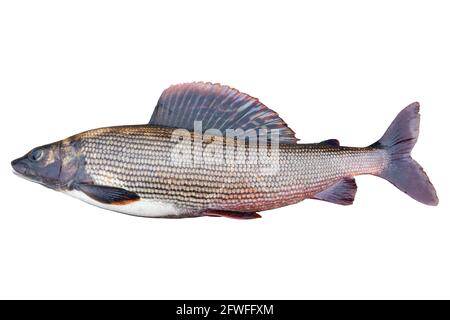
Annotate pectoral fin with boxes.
[204,210,261,219]
[75,183,140,205]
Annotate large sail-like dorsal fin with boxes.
[148,82,299,144]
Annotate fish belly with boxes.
[66,190,183,218]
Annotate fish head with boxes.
[11,138,83,190]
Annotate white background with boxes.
[0,1,448,299]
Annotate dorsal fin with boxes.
[149,82,299,144]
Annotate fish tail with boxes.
[371,102,438,205]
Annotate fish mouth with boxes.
[11,158,30,176]
[11,157,62,190]
[11,158,43,184]
[11,158,39,183]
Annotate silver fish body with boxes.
[68,126,386,217]
[12,82,438,219]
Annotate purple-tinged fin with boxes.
[320,139,340,147]
[204,210,261,219]
[75,183,140,205]
[312,177,357,205]
[149,82,299,144]
[370,102,438,206]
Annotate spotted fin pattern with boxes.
[149,82,299,144]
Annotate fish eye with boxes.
[29,148,44,162]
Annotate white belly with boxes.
[65,190,182,218]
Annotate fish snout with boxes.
[11,157,29,176]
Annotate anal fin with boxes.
[312,177,357,205]
[204,210,261,219]
[75,183,140,205]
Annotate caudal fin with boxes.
[371,102,438,206]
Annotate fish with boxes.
[11,82,438,219]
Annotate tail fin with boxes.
[371,102,438,206]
